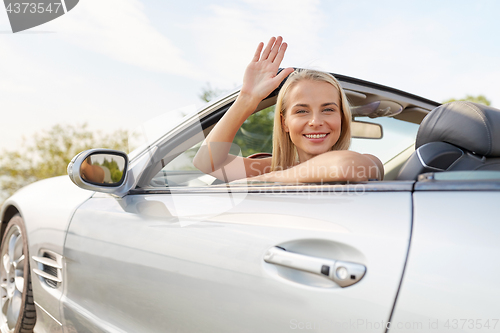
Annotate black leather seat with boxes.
[397,101,500,180]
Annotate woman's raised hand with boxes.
[240,36,295,102]
[194,37,293,179]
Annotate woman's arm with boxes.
[193,36,294,179]
[192,94,261,175]
[247,151,384,183]
[81,158,105,183]
[363,154,384,180]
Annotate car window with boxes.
[151,141,216,187]
[350,117,419,164]
[233,105,274,156]
[150,105,420,188]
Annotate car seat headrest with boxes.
[416,101,500,157]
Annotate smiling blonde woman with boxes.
[193,36,383,183]
[271,69,352,172]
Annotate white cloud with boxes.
[1,0,499,159]
[313,17,452,92]
[47,0,201,78]
[188,1,500,106]
[0,0,204,152]
[189,0,324,87]
[297,14,500,106]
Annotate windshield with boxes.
[144,101,421,188]
[127,104,199,161]
[350,117,419,164]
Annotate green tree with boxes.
[443,95,491,106]
[233,106,275,156]
[96,158,124,183]
[199,84,275,156]
[0,123,130,204]
[199,83,225,103]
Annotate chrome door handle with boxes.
[263,246,366,287]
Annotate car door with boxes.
[60,177,413,333]
[59,81,433,332]
[390,174,500,333]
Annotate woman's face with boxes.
[282,80,342,163]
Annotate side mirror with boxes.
[351,120,383,139]
[68,149,128,193]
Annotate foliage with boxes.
[95,158,124,183]
[443,95,491,106]
[200,84,275,156]
[233,106,275,156]
[0,123,130,203]
[199,83,225,103]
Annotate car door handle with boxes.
[263,246,366,287]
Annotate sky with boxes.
[0,0,499,153]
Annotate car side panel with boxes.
[390,191,500,332]
[62,189,412,333]
[1,176,93,332]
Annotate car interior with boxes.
[138,75,500,189]
[397,101,500,179]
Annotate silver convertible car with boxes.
[1,72,500,333]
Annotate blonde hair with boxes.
[271,69,352,171]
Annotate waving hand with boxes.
[193,36,293,181]
[240,36,295,102]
